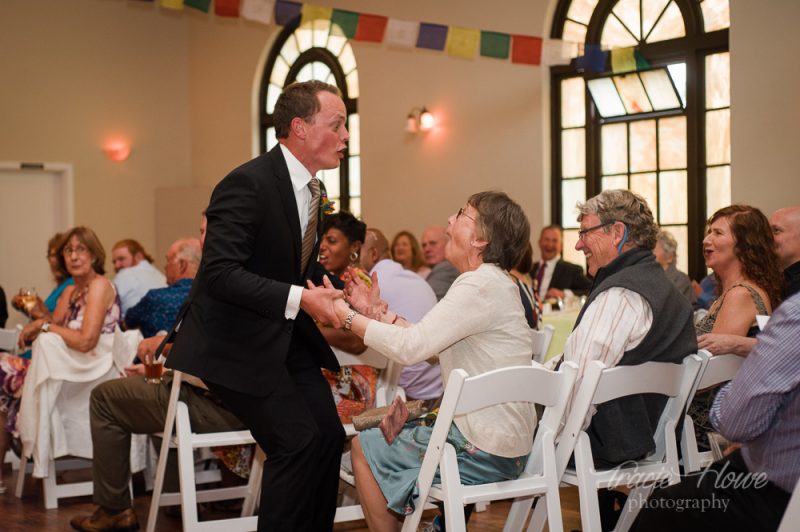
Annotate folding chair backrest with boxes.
[778,475,800,532]
[696,351,743,389]
[0,327,21,356]
[532,325,555,365]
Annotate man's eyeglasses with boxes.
[457,207,475,222]
[577,221,615,240]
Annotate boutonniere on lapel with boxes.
[320,186,336,216]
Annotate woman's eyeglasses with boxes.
[63,245,89,256]
[457,207,476,222]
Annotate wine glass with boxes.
[18,287,38,315]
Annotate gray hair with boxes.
[577,189,658,250]
[468,191,530,270]
[656,229,678,262]
[175,238,202,270]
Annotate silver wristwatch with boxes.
[41,321,51,333]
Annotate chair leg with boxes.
[525,496,550,532]
[613,484,653,532]
[503,496,534,532]
[14,454,28,498]
[175,404,201,529]
[43,459,59,509]
[574,440,602,532]
[240,446,264,517]
[439,445,467,532]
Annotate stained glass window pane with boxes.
[562,129,586,178]
[346,69,360,99]
[663,224,689,274]
[587,78,626,118]
[614,74,653,114]
[600,14,639,48]
[631,172,658,220]
[281,35,301,65]
[561,77,586,128]
[701,0,730,32]
[630,120,657,172]
[295,25,313,52]
[320,166,340,198]
[266,127,277,151]
[339,44,357,75]
[705,52,730,109]
[349,197,361,218]
[562,229,584,268]
[349,156,361,196]
[659,170,688,224]
[567,0,599,25]
[658,116,687,169]
[561,178,586,229]
[348,113,360,156]
[270,56,290,86]
[667,63,687,107]
[612,0,642,40]
[327,32,347,57]
[602,123,628,174]
[266,84,281,114]
[640,69,681,110]
[563,20,588,43]
[706,109,731,165]
[642,0,670,37]
[603,175,629,190]
[646,1,685,43]
[706,165,731,219]
[312,19,330,47]
[295,63,313,82]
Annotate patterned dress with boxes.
[0,283,120,444]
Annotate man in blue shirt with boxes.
[124,238,201,338]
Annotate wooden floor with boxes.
[1,463,583,531]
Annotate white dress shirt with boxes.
[114,260,167,314]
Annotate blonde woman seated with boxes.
[391,230,431,279]
[326,191,535,531]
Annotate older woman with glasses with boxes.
[0,227,124,490]
[320,191,534,531]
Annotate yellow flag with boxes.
[160,0,184,10]
[446,27,480,60]
[611,47,637,73]
[301,4,333,26]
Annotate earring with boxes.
[350,251,359,264]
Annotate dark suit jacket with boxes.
[166,146,338,396]
[532,259,592,296]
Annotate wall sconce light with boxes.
[406,107,435,133]
[103,140,131,162]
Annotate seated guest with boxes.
[317,211,374,423]
[654,229,695,305]
[359,228,441,404]
[0,226,121,491]
[69,333,245,532]
[124,238,201,338]
[390,230,431,279]
[326,191,534,531]
[11,232,74,321]
[690,205,782,449]
[421,224,459,300]
[532,224,592,301]
[693,273,718,310]
[111,239,166,314]
[631,291,800,532]
[511,242,539,329]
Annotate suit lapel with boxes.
[269,146,302,276]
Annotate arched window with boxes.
[551,0,729,278]
[259,20,361,216]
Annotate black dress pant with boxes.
[630,450,791,532]
[207,353,345,532]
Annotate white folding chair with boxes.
[145,370,263,532]
[680,350,743,473]
[522,355,703,532]
[0,326,21,355]
[532,324,555,365]
[778,475,800,532]
[331,346,406,523]
[402,362,579,532]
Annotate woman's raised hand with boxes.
[344,267,386,319]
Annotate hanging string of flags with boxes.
[136,0,650,72]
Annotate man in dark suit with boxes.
[165,81,348,531]
[532,224,592,299]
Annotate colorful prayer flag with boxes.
[160,0,183,10]
[331,9,359,39]
[541,39,579,66]
[635,49,651,70]
[241,0,275,25]
[576,43,608,72]
[446,27,480,60]
[354,14,388,42]
[611,47,636,73]
[215,0,240,17]
[275,0,302,25]
[416,23,448,51]
[300,4,332,26]
[385,18,418,48]
[480,31,510,59]
[511,35,542,65]
[184,0,210,12]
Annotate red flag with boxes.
[215,0,240,17]
[511,35,542,65]
[354,14,388,43]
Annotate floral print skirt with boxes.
[0,352,31,443]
